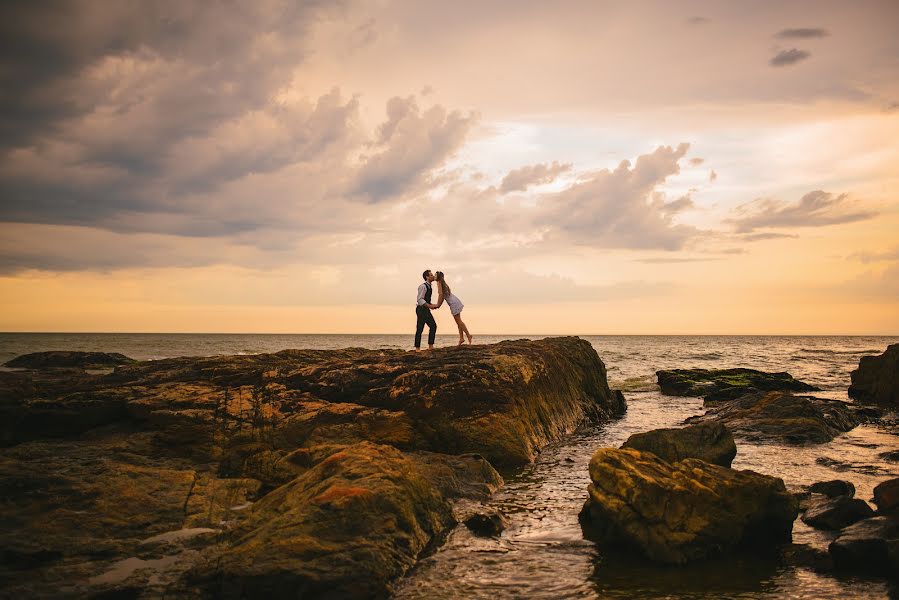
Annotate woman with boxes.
[435,271,472,345]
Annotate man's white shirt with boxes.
[416,282,430,307]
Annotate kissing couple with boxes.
[414,269,473,351]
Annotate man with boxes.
[414,269,438,350]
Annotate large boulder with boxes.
[684,391,862,444]
[656,368,819,402]
[4,351,135,370]
[829,516,899,577]
[849,343,899,406]
[579,448,798,564]
[620,422,736,467]
[0,337,622,598]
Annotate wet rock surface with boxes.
[0,337,625,598]
[656,368,819,402]
[579,448,798,565]
[684,391,863,444]
[4,350,136,369]
[800,495,875,530]
[620,422,737,467]
[829,516,899,577]
[873,477,899,515]
[849,343,899,407]
[807,479,855,498]
[463,511,508,537]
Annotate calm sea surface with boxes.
[2,333,898,599]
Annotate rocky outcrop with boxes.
[829,516,899,577]
[620,422,736,467]
[4,350,135,369]
[0,337,624,598]
[684,391,862,444]
[656,368,819,402]
[849,343,899,406]
[578,448,798,564]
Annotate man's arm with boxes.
[416,283,427,306]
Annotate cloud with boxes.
[769,48,811,67]
[0,1,338,155]
[741,232,799,242]
[850,246,899,264]
[500,161,572,193]
[353,97,477,201]
[536,144,699,250]
[635,257,721,264]
[688,158,705,166]
[686,16,709,25]
[728,190,877,233]
[775,28,829,39]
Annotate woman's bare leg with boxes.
[453,314,465,345]
[454,312,472,344]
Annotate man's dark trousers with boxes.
[414,305,437,348]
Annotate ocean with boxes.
[2,333,898,599]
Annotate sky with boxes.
[1,0,898,335]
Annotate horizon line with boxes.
[2,331,898,338]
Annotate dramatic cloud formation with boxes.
[776,28,829,39]
[500,161,571,193]
[729,190,877,233]
[353,97,477,201]
[537,144,698,250]
[769,48,811,67]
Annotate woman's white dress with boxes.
[445,293,464,316]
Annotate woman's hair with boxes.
[435,271,451,297]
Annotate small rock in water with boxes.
[808,480,855,498]
[801,495,874,530]
[873,477,899,515]
[781,543,834,572]
[464,511,508,537]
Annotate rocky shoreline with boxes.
[0,337,625,598]
[2,339,897,597]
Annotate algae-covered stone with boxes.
[193,442,475,598]
[848,344,899,407]
[621,422,736,467]
[579,448,798,564]
[684,391,861,444]
[657,368,819,402]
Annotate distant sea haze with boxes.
[0,333,894,393]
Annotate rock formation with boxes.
[4,350,135,369]
[849,344,899,407]
[0,337,626,598]
[684,391,862,444]
[656,368,819,402]
[579,448,798,564]
[620,422,736,467]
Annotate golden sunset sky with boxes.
[1,1,898,334]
